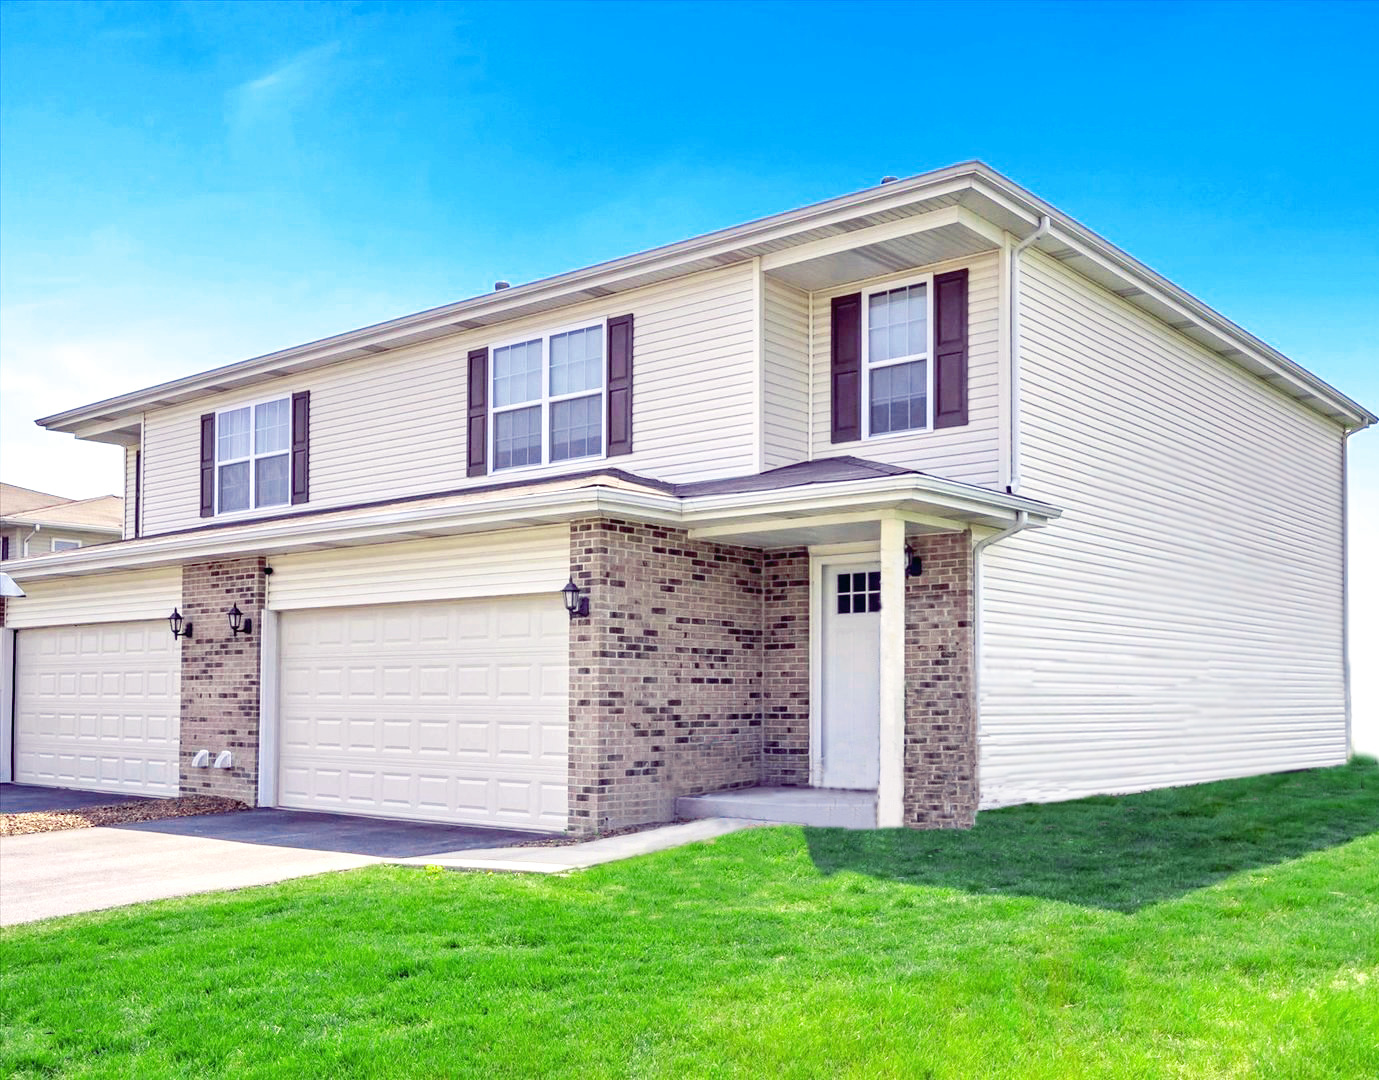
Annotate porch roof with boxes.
[2,457,1060,583]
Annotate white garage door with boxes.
[277,595,569,830]
[15,622,180,796]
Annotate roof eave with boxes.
[34,160,1373,434]
[1,476,1059,582]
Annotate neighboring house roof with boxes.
[33,162,1374,440]
[0,483,123,535]
[1,457,1060,582]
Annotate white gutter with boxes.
[3,476,1059,582]
[1008,216,1051,494]
[36,163,1375,436]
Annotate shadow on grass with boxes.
[805,757,1379,912]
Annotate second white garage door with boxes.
[277,595,569,830]
[15,621,180,796]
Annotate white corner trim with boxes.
[256,608,280,808]
[0,628,14,784]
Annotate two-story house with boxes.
[1,483,123,559]
[1,162,1371,835]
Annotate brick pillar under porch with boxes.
[567,518,764,836]
[179,556,266,803]
[903,531,977,827]
[761,548,810,786]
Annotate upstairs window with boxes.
[216,397,290,512]
[51,539,81,552]
[865,280,930,436]
[492,323,604,470]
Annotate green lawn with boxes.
[3,760,1377,1079]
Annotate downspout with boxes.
[20,524,40,557]
[1341,434,1352,756]
[1008,215,1052,494]
[971,511,1031,765]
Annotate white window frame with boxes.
[51,539,81,552]
[489,318,607,473]
[862,272,935,440]
[214,395,292,517]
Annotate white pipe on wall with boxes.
[1009,216,1052,494]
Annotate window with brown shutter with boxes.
[830,293,862,443]
[467,347,489,476]
[933,268,969,429]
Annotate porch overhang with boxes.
[2,463,1059,584]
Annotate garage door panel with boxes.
[16,622,180,797]
[278,593,568,829]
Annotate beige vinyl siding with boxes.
[124,445,139,539]
[140,264,759,537]
[979,249,1347,809]
[267,526,570,611]
[4,568,181,628]
[808,251,1002,485]
[761,276,811,469]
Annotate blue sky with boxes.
[2,0,1376,734]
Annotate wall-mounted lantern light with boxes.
[905,544,923,578]
[227,603,253,637]
[169,608,192,640]
[561,579,589,619]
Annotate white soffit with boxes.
[36,162,1373,435]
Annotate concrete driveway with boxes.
[0,782,150,813]
[0,807,548,926]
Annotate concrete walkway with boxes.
[389,817,758,873]
[0,813,757,926]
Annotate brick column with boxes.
[179,557,266,803]
[568,518,763,835]
[761,548,810,786]
[903,531,977,827]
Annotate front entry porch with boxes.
[676,786,877,829]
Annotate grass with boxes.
[2,760,1377,1079]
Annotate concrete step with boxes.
[676,786,877,829]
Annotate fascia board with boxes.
[35,160,1372,434]
[2,476,1057,582]
[36,168,989,432]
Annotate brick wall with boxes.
[179,557,266,803]
[762,548,810,786]
[902,531,977,827]
[568,518,765,834]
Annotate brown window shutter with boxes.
[291,391,311,504]
[831,293,862,443]
[199,412,216,517]
[467,347,489,476]
[606,313,634,456]
[933,268,969,429]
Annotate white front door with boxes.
[820,564,881,789]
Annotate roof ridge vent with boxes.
[879,175,899,185]
[494,280,511,291]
